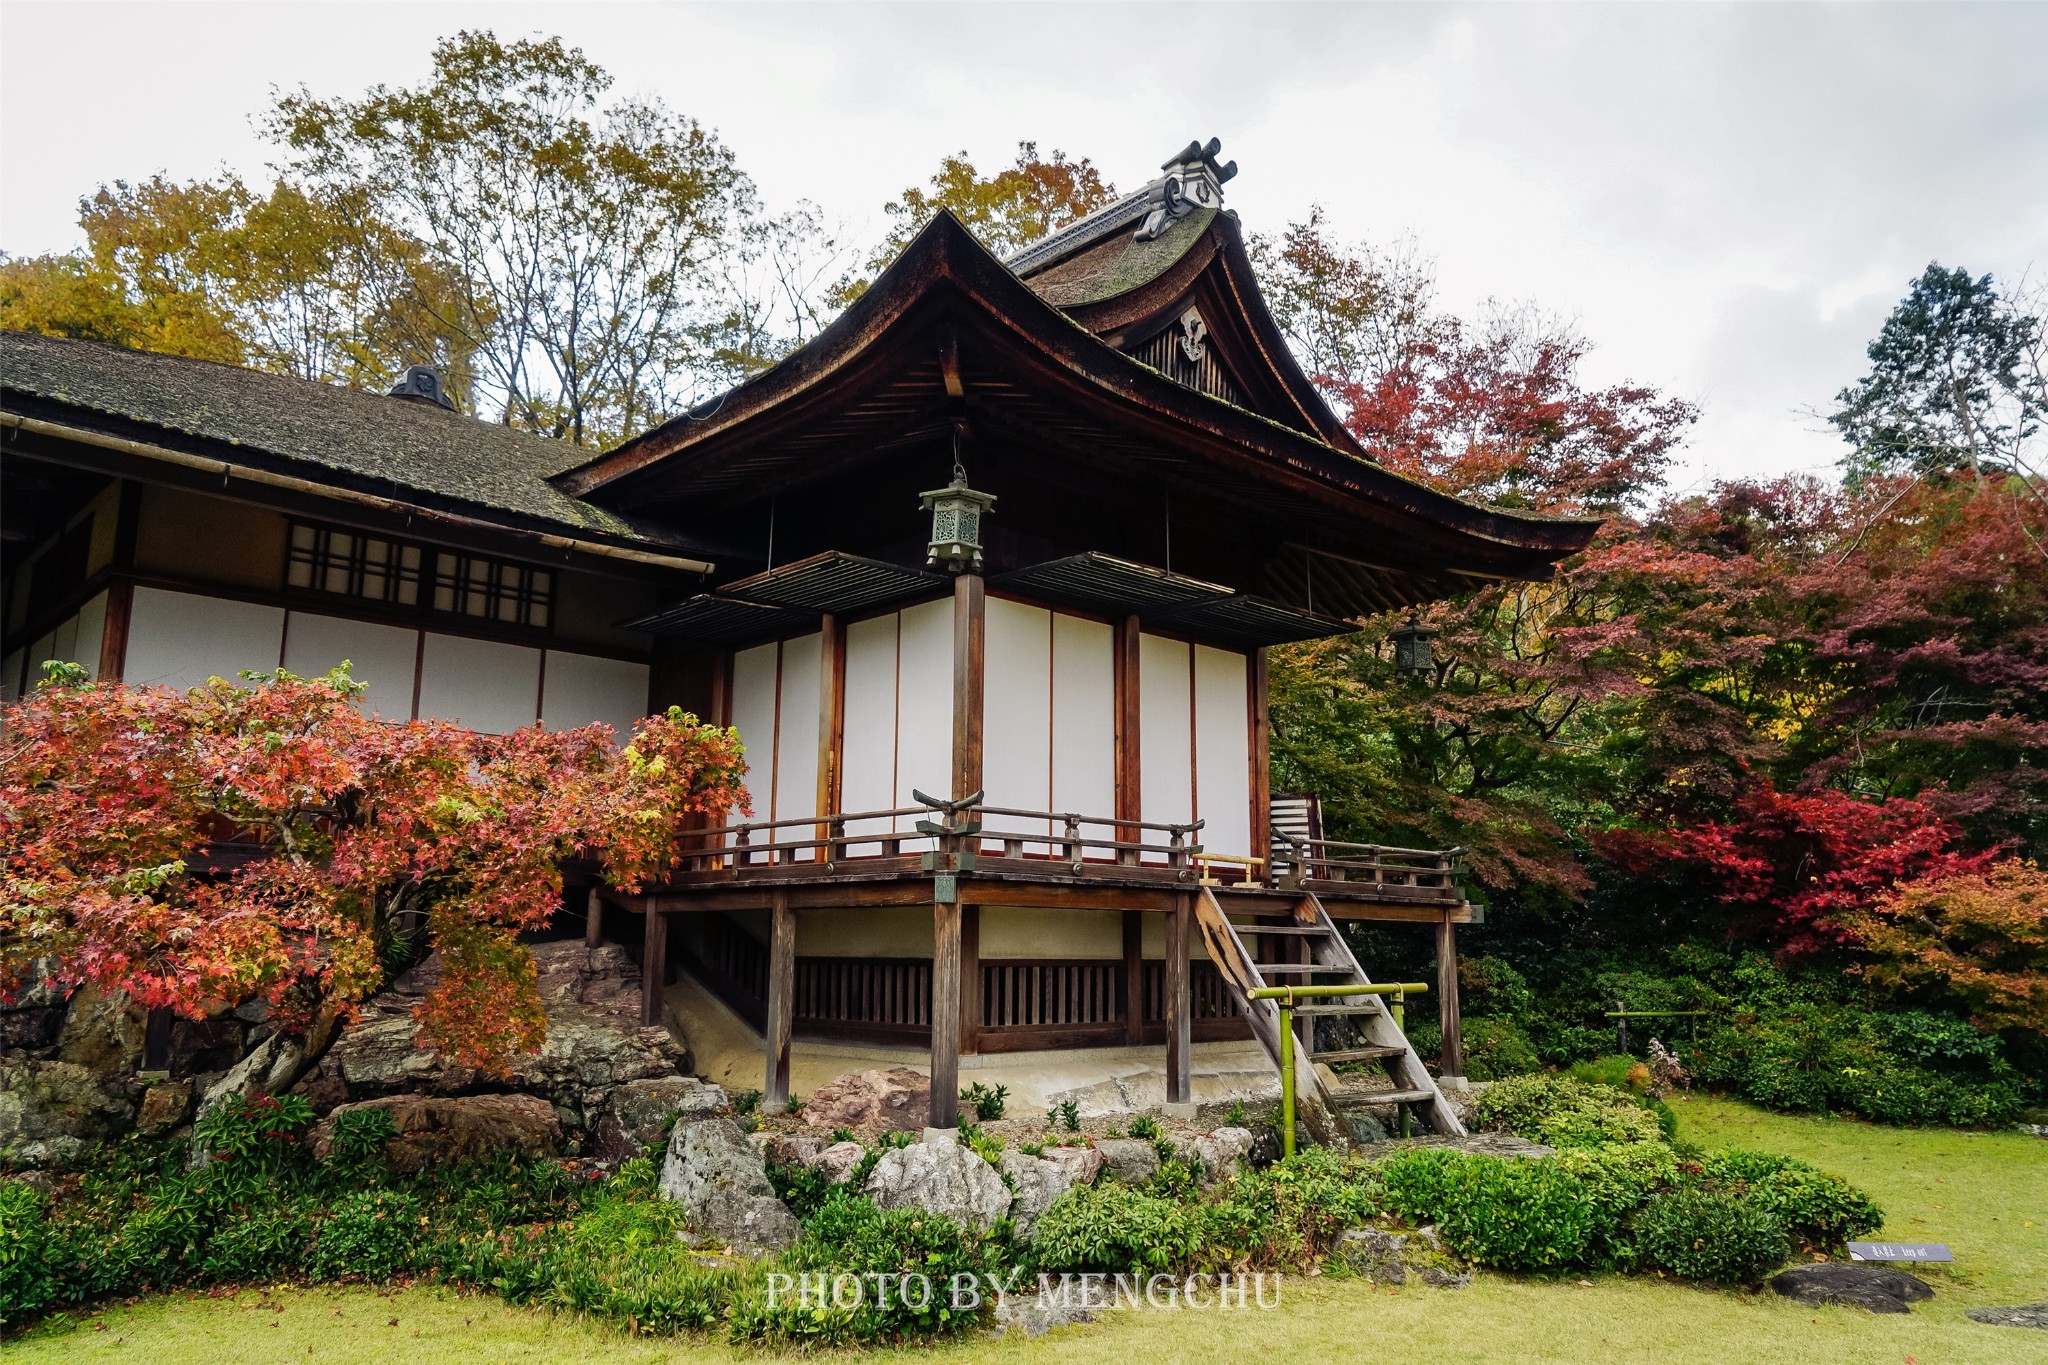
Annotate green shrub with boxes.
[1475,1074,1666,1148]
[1031,1182,1195,1275]
[1461,1016,1541,1080]
[1379,1148,1595,1270]
[0,1182,58,1328]
[547,1197,743,1333]
[1548,1144,1678,1268]
[736,1192,998,1344]
[193,1092,317,1172]
[324,1106,397,1178]
[767,1159,835,1221]
[1047,1099,1081,1131]
[1700,1150,1882,1251]
[1128,1114,1162,1140]
[199,1200,316,1282]
[1199,1148,1383,1268]
[1633,1188,1789,1283]
[309,1189,422,1280]
[961,1082,1009,1121]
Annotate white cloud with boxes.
[4,1,2043,488]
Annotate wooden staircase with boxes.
[1194,886,1465,1144]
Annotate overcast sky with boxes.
[4,2,2045,492]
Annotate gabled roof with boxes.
[554,208,1596,609]
[0,331,716,561]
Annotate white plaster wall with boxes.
[282,611,418,718]
[1193,644,1252,856]
[984,598,1053,846]
[415,633,541,734]
[840,613,900,849]
[729,641,781,826]
[774,632,824,834]
[541,650,651,737]
[1051,613,1116,839]
[1138,633,1193,832]
[124,587,284,691]
[894,598,954,810]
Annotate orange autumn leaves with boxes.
[0,665,747,1072]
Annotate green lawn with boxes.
[15,1096,2046,1364]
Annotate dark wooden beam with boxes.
[816,613,846,830]
[1164,893,1192,1110]
[1122,911,1144,1045]
[766,892,796,1110]
[1318,897,1481,924]
[96,578,132,681]
[952,573,985,799]
[584,886,602,948]
[640,906,668,1026]
[930,898,962,1130]
[1437,914,1465,1081]
[959,904,981,1058]
[1115,614,1142,824]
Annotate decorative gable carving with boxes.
[1127,304,1244,407]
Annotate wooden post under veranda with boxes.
[639,903,668,1027]
[1437,914,1465,1081]
[764,891,796,1112]
[1164,893,1193,1114]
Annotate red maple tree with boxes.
[0,664,747,1079]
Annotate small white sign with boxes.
[1847,1241,1953,1263]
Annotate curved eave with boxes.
[556,212,1598,569]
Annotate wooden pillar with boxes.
[640,905,668,1026]
[96,579,133,682]
[1164,894,1192,1109]
[584,887,602,948]
[816,614,845,829]
[952,575,986,799]
[1437,915,1465,1081]
[1122,911,1144,1044]
[1113,615,1142,824]
[931,897,962,1130]
[765,892,795,1110]
[959,904,981,1057]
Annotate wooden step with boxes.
[1310,1044,1406,1063]
[1328,1086,1438,1107]
[1254,962,1347,975]
[1230,924,1331,936]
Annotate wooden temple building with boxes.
[3,138,1596,1136]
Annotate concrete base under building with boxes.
[668,972,1280,1118]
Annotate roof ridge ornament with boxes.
[1135,137,1237,243]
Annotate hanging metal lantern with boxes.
[1391,612,1437,679]
[919,461,996,573]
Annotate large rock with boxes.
[1966,1303,2048,1330]
[863,1139,1011,1233]
[803,1067,930,1132]
[1770,1263,1934,1314]
[1191,1127,1256,1185]
[658,1117,800,1253]
[309,1094,563,1173]
[812,1140,866,1185]
[1336,1225,1472,1288]
[53,985,149,1072]
[1039,1144,1104,1186]
[594,1077,728,1161]
[136,1080,193,1135]
[1001,1149,1086,1241]
[0,1059,138,1167]
[317,941,691,1132]
[1094,1138,1162,1185]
